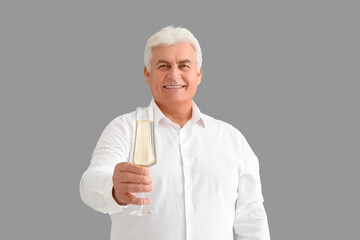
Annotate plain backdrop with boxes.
[1,1,359,239]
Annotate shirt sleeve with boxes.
[233,134,270,240]
[79,115,133,215]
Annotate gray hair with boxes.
[144,26,202,73]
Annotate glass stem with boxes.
[140,192,147,211]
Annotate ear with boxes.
[197,68,202,85]
[144,67,150,85]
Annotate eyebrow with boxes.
[156,60,171,65]
[178,60,192,65]
[156,59,192,65]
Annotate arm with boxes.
[234,201,270,240]
[79,115,153,215]
[233,135,270,240]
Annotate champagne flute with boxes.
[130,107,157,216]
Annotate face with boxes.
[144,43,202,108]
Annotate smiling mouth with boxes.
[163,85,186,89]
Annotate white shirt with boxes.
[80,99,270,240]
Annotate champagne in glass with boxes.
[132,120,156,167]
[130,107,157,216]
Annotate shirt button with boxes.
[187,217,193,223]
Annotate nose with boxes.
[166,67,181,80]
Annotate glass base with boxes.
[130,209,157,216]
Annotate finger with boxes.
[119,183,153,193]
[122,193,151,206]
[118,172,153,184]
[116,162,150,176]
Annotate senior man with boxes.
[80,26,270,240]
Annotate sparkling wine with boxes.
[133,120,156,167]
[130,107,157,216]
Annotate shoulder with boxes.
[202,113,259,163]
[201,113,247,143]
[111,111,136,126]
[102,111,136,136]
[201,113,256,159]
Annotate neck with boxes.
[155,100,193,128]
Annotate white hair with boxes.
[144,26,202,73]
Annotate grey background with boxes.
[1,0,359,239]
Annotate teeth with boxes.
[164,85,184,89]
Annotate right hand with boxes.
[112,162,153,206]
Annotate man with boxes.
[80,26,270,240]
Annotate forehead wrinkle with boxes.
[178,59,192,65]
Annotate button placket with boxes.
[179,128,195,240]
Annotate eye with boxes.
[158,65,169,70]
[179,64,190,69]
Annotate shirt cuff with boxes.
[104,175,129,215]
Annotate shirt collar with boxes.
[148,98,206,128]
